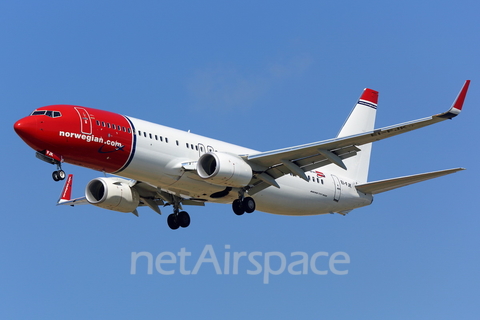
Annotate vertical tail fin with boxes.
[333,88,378,183]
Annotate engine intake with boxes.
[197,152,253,188]
[85,177,139,213]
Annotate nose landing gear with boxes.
[52,168,66,181]
[35,151,66,181]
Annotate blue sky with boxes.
[2,1,479,319]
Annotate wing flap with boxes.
[355,168,465,194]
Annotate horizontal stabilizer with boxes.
[356,168,465,194]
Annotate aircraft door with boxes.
[74,107,92,135]
[331,175,341,202]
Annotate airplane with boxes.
[13,80,470,230]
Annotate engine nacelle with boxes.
[85,177,140,213]
[196,152,253,187]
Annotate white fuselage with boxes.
[120,117,373,216]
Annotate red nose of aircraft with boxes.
[14,116,41,150]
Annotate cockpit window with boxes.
[31,110,46,116]
[30,110,62,118]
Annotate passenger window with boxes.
[127,128,131,133]
[102,122,105,127]
[138,130,141,136]
[165,138,168,143]
[112,124,116,130]
[96,120,100,126]
[155,135,158,140]
[149,133,152,139]
[143,132,146,137]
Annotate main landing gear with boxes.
[167,199,191,230]
[166,194,256,229]
[232,196,256,216]
[167,211,190,230]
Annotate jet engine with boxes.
[85,177,139,213]
[196,152,253,187]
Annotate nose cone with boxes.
[14,116,37,138]
[14,116,42,150]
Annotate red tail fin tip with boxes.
[360,88,379,104]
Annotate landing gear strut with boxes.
[167,198,191,230]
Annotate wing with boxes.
[246,80,470,195]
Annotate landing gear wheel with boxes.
[52,171,60,181]
[242,197,256,213]
[177,211,191,228]
[232,199,245,216]
[167,214,179,230]
[52,170,66,181]
[58,170,66,180]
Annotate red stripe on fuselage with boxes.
[16,105,135,173]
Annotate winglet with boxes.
[439,80,470,119]
[58,174,73,204]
